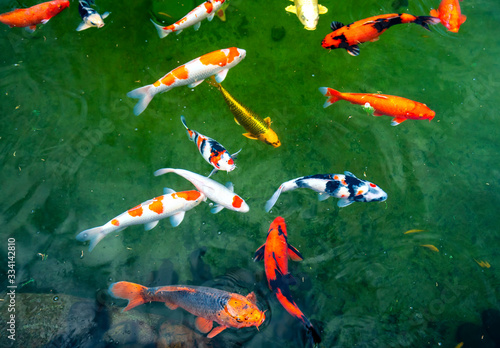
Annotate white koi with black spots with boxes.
[76,0,109,31]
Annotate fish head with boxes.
[356,181,387,203]
[269,216,287,237]
[298,6,319,30]
[259,130,281,148]
[224,296,266,328]
[217,152,237,172]
[86,13,105,28]
[321,34,342,50]
[236,48,247,60]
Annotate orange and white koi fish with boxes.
[181,115,241,177]
[254,217,321,344]
[0,0,69,32]
[154,168,249,214]
[321,13,440,56]
[76,188,205,251]
[430,0,466,33]
[109,281,265,338]
[150,0,225,38]
[320,87,435,126]
[127,47,246,116]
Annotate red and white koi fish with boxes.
[109,281,265,338]
[320,87,435,126]
[254,217,321,344]
[430,0,466,33]
[181,115,241,177]
[150,0,225,38]
[0,0,69,32]
[154,168,249,214]
[76,188,205,251]
[265,171,387,212]
[127,47,246,116]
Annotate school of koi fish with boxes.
[1,0,467,345]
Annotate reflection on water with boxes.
[1,0,500,347]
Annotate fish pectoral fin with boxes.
[207,325,228,338]
[370,37,380,42]
[373,110,385,116]
[195,317,213,333]
[207,13,215,21]
[391,117,407,126]
[210,204,225,214]
[264,117,272,126]
[76,22,92,31]
[246,292,257,304]
[41,18,50,24]
[460,14,467,24]
[330,21,345,31]
[318,192,331,201]
[102,12,110,19]
[346,45,360,56]
[225,181,234,192]
[318,5,328,14]
[164,187,176,195]
[208,168,219,177]
[175,29,183,35]
[243,133,258,140]
[214,69,229,83]
[285,5,297,14]
[284,272,298,286]
[26,26,36,33]
[231,148,242,158]
[429,9,439,17]
[144,220,160,231]
[188,79,205,88]
[169,212,185,227]
[193,21,202,31]
[164,301,179,310]
[253,244,266,262]
[287,243,304,261]
[337,198,353,207]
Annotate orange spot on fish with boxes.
[232,195,243,208]
[356,190,363,195]
[149,196,164,214]
[226,47,240,64]
[204,1,213,13]
[334,175,339,180]
[128,205,144,217]
[153,80,161,87]
[199,50,227,67]
[228,158,234,165]
[175,190,202,201]
[341,180,347,186]
[160,65,189,86]
[111,219,120,226]
[369,183,376,188]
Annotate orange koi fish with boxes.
[320,87,435,126]
[0,0,69,32]
[430,0,466,33]
[127,47,246,116]
[76,188,205,251]
[321,13,440,55]
[109,281,265,338]
[254,217,321,344]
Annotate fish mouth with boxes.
[304,26,316,31]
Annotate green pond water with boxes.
[1,0,499,347]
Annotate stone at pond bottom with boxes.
[271,26,286,41]
[157,321,210,348]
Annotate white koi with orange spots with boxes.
[181,115,240,177]
[150,0,225,38]
[127,47,246,116]
[154,168,249,214]
[76,188,206,251]
[265,171,387,212]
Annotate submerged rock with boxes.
[271,26,286,42]
[157,321,209,348]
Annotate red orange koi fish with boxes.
[180,115,241,177]
[254,217,321,344]
[430,0,466,33]
[0,0,69,32]
[127,47,246,116]
[321,13,440,56]
[320,87,435,126]
[76,188,205,251]
[109,281,265,338]
[150,0,225,38]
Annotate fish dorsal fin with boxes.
[246,292,257,304]
[344,171,355,178]
[214,69,229,83]
[169,211,185,227]
[195,317,213,333]
[233,117,241,125]
[253,244,266,261]
[225,182,234,192]
[330,21,344,31]
[429,9,439,17]
[319,4,328,14]
[243,132,258,140]
[144,220,159,231]
[207,325,228,338]
[288,244,304,261]
[373,94,388,99]
[285,5,297,14]
[164,187,176,195]
[207,12,215,21]
[264,117,272,127]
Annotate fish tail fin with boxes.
[180,115,195,141]
[127,84,158,116]
[76,226,107,252]
[265,185,284,212]
[150,18,169,38]
[304,319,322,344]
[108,281,148,311]
[413,15,441,30]
[206,76,221,89]
[319,87,342,108]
